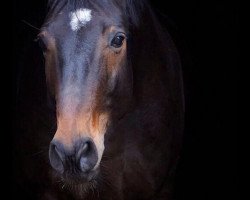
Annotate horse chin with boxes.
[64,178,98,198]
[68,169,98,183]
[53,169,100,197]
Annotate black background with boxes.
[12,0,238,199]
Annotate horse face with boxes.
[39,2,131,182]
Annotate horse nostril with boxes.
[49,139,98,174]
[49,141,64,173]
[81,142,89,154]
[77,139,98,172]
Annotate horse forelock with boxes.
[46,0,148,27]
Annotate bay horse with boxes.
[37,0,184,199]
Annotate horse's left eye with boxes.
[111,33,126,48]
[38,39,47,52]
[35,36,47,52]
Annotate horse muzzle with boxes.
[49,137,99,181]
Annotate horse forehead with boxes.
[69,8,93,31]
[68,8,122,31]
[43,5,124,43]
[45,3,123,32]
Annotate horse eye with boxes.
[36,37,47,52]
[111,33,126,48]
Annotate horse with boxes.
[36,0,185,199]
